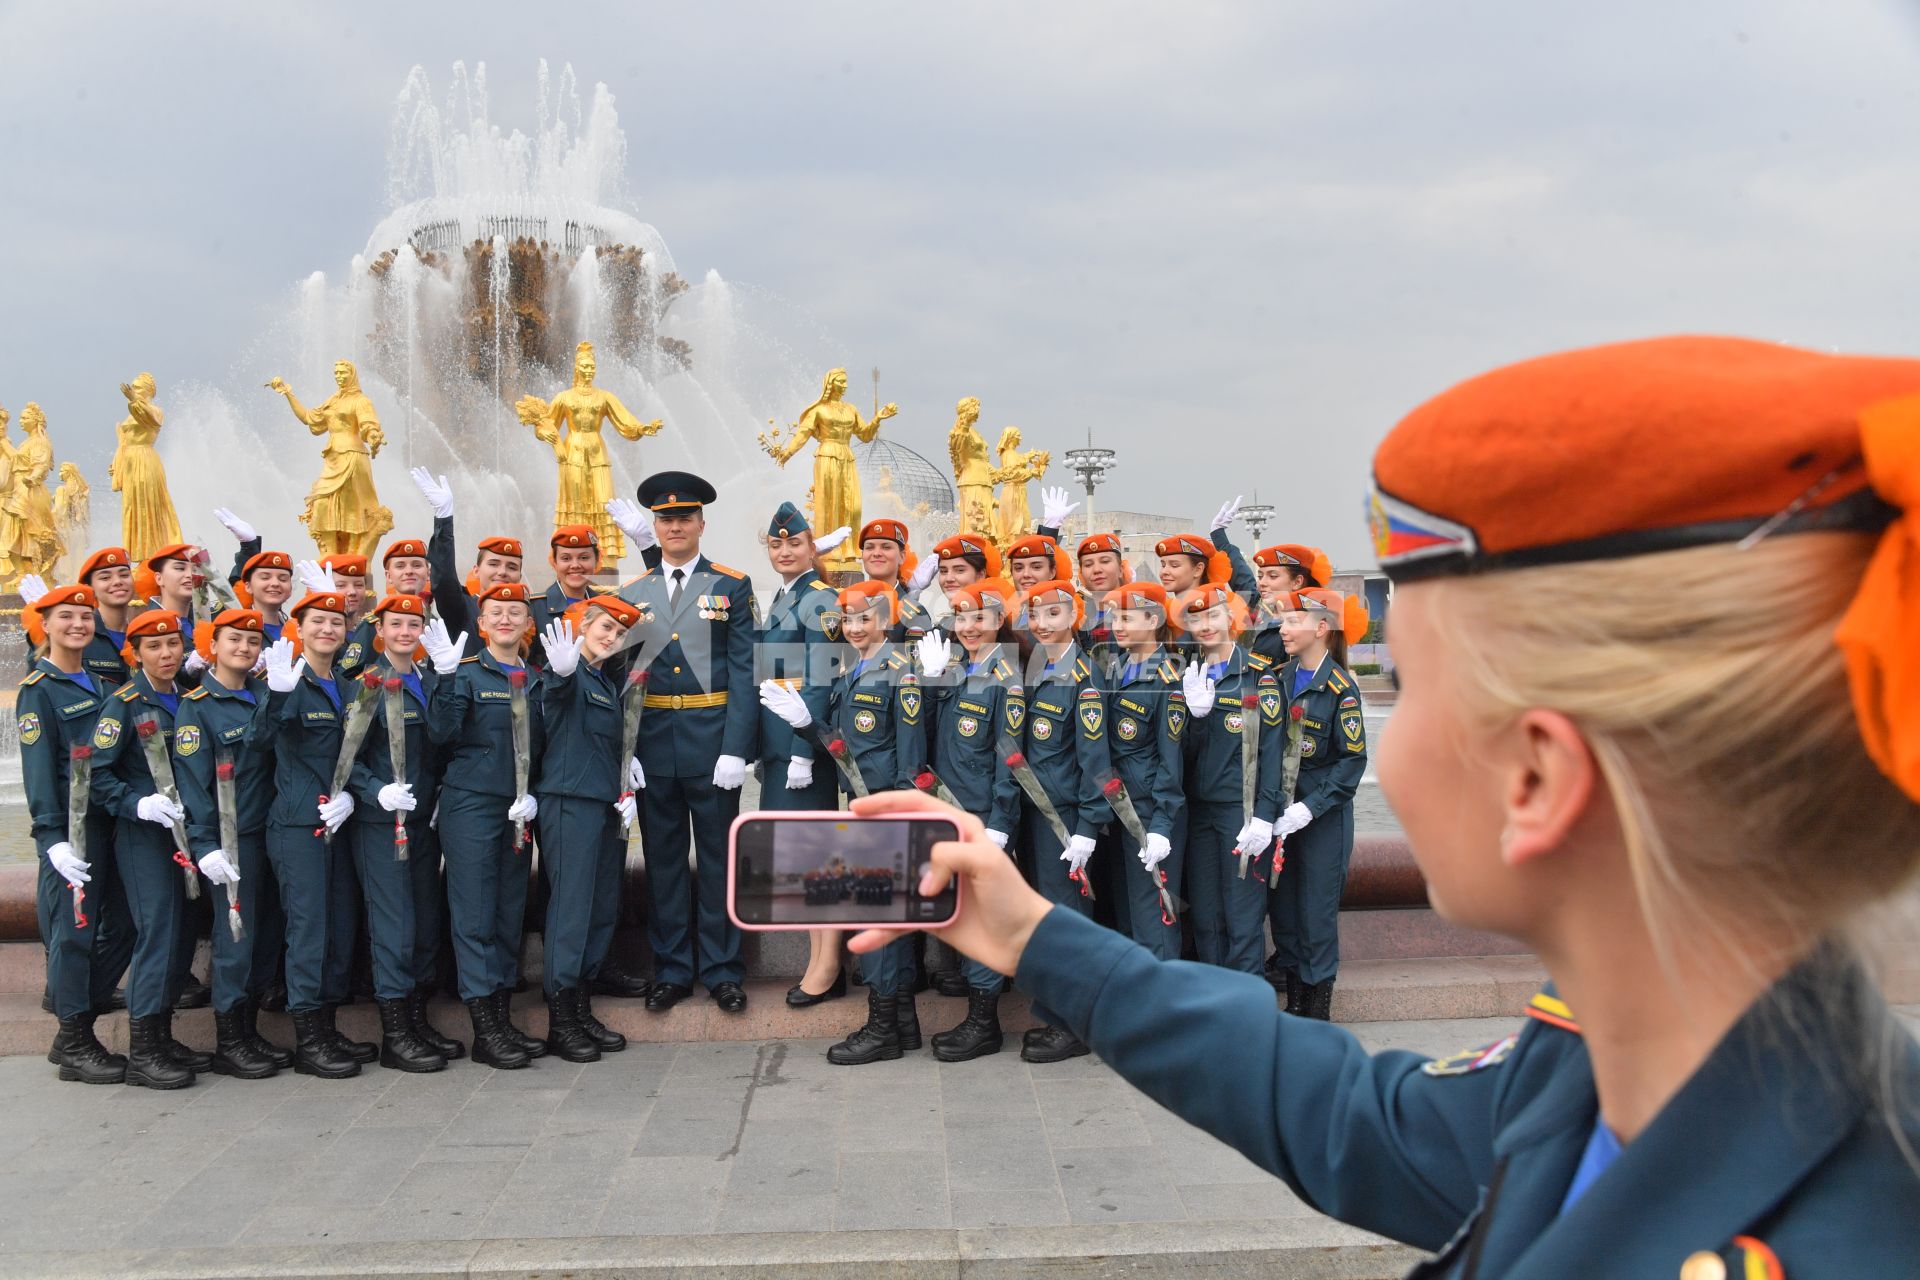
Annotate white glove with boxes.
[758,680,812,729]
[213,507,257,543]
[541,618,581,678]
[507,793,538,823]
[1063,834,1096,876]
[294,558,335,595]
[47,841,90,886]
[263,639,303,693]
[136,793,185,828]
[1040,486,1080,529]
[1210,495,1244,533]
[1234,817,1275,856]
[18,573,49,608]
[377,781,417,813]
[628,757,646,790]
[606,498,657,551]
[1276,802,1313,837]
[317,792,355,832]
[786,755,814,789]
[915,632,953,679]
[198,849,241,886]
[410,467,454,519]
[183,650,209,677]
[905,554,939,595]
[421,617,465,674]
[985,828,1009,851]
[712,755,747,790]
[1181,661,1217,718]
[814,525,851,554]
[615,793,637,830]
[1139,833,1172,872]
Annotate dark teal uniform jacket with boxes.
[81,615,132,690]
[532,661,622,801]
[926,645,1025,836]
[755,574,840,772]
[1283,655,1367,820]
[347,663,442,821]
[19,662,110,859]
[1019,645,1114,840]
[335,617,377,683]
[1106,650,1188,839]
[821,644,926,793]
[1182,650,1284,815]
[174,675,272,851]
[250,663,352,824]
[615,556,757,777]
[427,651,546,795]
[1020,908,1920,1277]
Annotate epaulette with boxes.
[1157,659,1178,683]
[709,562,746,580]
[20,670,43,686]
[993,658,1014,682]
[116,685,140,701]
[885,653,905,669]
[460,654,480,664]
[809,579,830,593]
[1524,991,1580,1035]
[1073,658,1090,680]
[1247,652,1274,671]
[185,686,210,700]
[1328,671,1351,693]
[586,582,618,597]
[630,568,657,582]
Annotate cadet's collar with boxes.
[201,671,254,699]
[1040,642,1081,676]
[544,582,576,607]
[32,657,89,685]
[1290,652,1332,691]
[479,648,525,678]
[130,670,179,702]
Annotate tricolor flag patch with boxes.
[1369,487,1478,571]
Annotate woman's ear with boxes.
[1499,709,1598,867]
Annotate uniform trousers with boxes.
[351,816,427,1001]
[439,786,529,1002]
[1267,800,1354,986]
[537,794,619,995]
[265,823,357,1013]
[640,774,742,990]
[320,825,362,1005]
[116,822,189,1018]
[208,830,286,1013]
[1184,801,1268,975]
[405,826,445,988]
[37,812,133,1019]
[1108,828,1185,962]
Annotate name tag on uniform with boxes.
[304,711,336,723]
[851,691,886,707]
[1118,697,1147,716]
[478,690,511,701]
[58,699,94,715]
[219,726,246,743]
[958,699,989,716]
[1035,700,1065,715]
[587,692,614,708]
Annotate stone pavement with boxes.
[0,1015,1514,1278]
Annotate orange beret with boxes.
[1253,543,1331,588]
[1290,587,1369,638]
[838,579,900,624]
[241,550,293,578]
[1153,533,1232,586]
[551,525,601,552]
[1177,583,1251,637]
[383,538,429,564]
[126,609,184,641]
[374,593,425,618]
[1104,582,1171,615]
[1007,535,1073,582]
[948,578,1014,616]
[289,590,349,619]
[34,584,96,614]
[78,547,131,581]
[1020,579,1085,630]
[933,533,1004,578]
[324,555,369,578]
[859,519,910,547]
[1078,532,1123,559]
[476,536,524,559]
[194,608,265,662]
[477,582,532,606]
[144,542,196,570]
[585,596,642,628]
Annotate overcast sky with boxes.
[4,2,1918,567]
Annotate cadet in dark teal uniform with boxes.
[1098,583,1188,960]
[855,518,933,643]
[525,524,615,667]
[531,596,644,1062]
[89,609,204,1088]
[1241,543,1326,670]
[63,546,140,688]
[616,471,758,1015]
[762,580,928,1063]
[173,608,287,1078]
[1009,579,1111,1063]
[19,584,130,1083]
[1174,585,1285,977]
[918,580,1024,1061]
[308,554,375,681]
[1268,588,1368,1020]
[212,508,296,642]
[411,466,528,650]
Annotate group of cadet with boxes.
[21,464,1371,1087]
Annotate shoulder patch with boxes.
[460,654,480,664]
[709,562,746,580]
[809,579,830,592]
[1421,1033,1518,1077]
[175,725,202,756]
[117,685,140,702]
[93,716,122,749]
[21,670,44,686]
[185,686,210,700]
[1525,991,1580,1034]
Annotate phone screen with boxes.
[732,815,960,928]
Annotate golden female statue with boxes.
[266,360,394,558]
[947,397,994,542]
[514,341,662,559]
[51,462,90,583]
[990,426,1050,547]
[762,368,897,572]
[109,373,184,563]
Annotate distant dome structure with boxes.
[852,437,958,547]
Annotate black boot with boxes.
[1282,969,1304,1016]
[160,1009,212,1073]
[1022,1024,1091,1064]
[930,967,970,998]
[241,996,294,1069]
[173,974,212,1010]
[1302,979,1335,1022]
[466,995,530,1070]
[53,1015,126,1085]
[378,998,448,1073]
[544,988,601,1063]
[209,1005,279,1079]
[322,1004,378,1063]
[492,989,547,1059]
[408,985,465,1061]
[292,1008,360,1079]
[578,988,627,1053]
[896,992,922,1051]
[126,1015,195,1089]
[827,990,901,1065]
[591,960,651,998]
[931,989,1004,1062]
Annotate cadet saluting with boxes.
[616,472,757,1016]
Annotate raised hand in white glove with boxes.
[47,841,90,885]
[814,526,852,555]
[905,554,939,595]
[317,792,355,832]
[915,632,953,679]
[410,467,455,519]
[1210,495,1244,533]
[136,793,185,828]
[294,558,335,596]
[1234,817,1275,855]
[377,782,417,813]
[183,650,209,677]
[213,507,257,543]
[758,680,812,729]
[985,829,1009,851]
[1040,485,1080,530]
[785,755,814,789]
[421,617,465,675]
[198,849,241,886]
[1063,833,1096,875]
[1139,833,1172,872]
[18,573,49,607]
[263,638,303,693]
[712,755,747,790]
[541,618,581,677]
[628,757,646,790]
[1181,661,1217,718]
[605,498,657,551]
[614,793,637,830]
[1276,802,1313,837]
[507,794,538,823]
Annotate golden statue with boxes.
[948,397,994,542]
[990,426,1050,547]
[51,462,90,583]
[0,403,63,589]
[514,341,662,559]
[109,373,184,564]
[266,360,394,559]
[759,368,897,572]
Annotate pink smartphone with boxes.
[727,811,962,931]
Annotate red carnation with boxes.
[1004,752,1028,770]
[508,669,527,690]
[1102,778,1123,800]
[135,719,157,739]
[1290,705,1304,721]
[216,762,236,781]
[1242,693,1260,708]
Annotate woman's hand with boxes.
[845,789,1052,979]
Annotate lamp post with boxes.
[1239,495,1276,546]
[1063,430,1117,536]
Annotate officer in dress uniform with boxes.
[19,584,131,1083]
[616,471,757,1014]
[173,608,289,1078]
[855,518,933,642]
[756,503,841,811]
